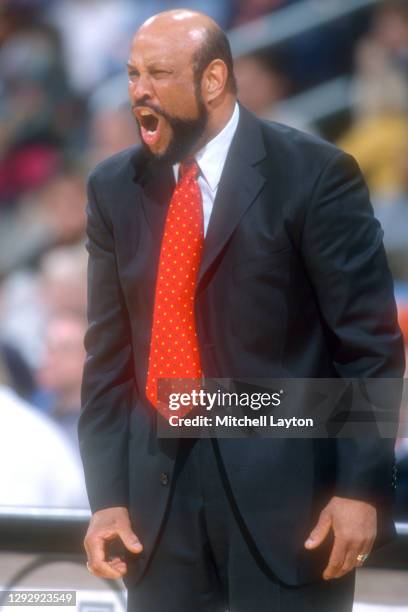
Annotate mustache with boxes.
[132,99,164,116]
[131,101,187,128]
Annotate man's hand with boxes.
[304,496,376,580]
[84,506,143,579]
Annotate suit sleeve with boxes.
[301,150,405,505]
[78,173,134,513]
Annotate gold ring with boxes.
[356,553,369,563]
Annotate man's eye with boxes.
[152,70,169,77]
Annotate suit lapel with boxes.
[197,106,267,288]
[135,156,175,238]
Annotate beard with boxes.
[134,90,208,165]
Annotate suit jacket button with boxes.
[160,472,169,486]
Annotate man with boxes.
[79,10,405,612]
[0,380,86,509]
[37,312,86,455]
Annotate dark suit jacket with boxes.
[79,105,405,586]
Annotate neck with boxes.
[192,95,237,154]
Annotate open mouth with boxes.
[139,109,159,132]
[136,108,162,146]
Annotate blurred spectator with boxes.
[87,104,139,167]
[40,245,88,318]
[370,0,408,77]
[372,146,408,280]
[337,6,408,199]
[0,167,86,280]
[235,53,290,116]
[235,52,313,131]
[0,245,87,371]
[338,99,408,200]
[0,21,85,205]
[0,368,87,508]
[36,313,86,456]
[37,168,86,246]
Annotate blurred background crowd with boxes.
[0,0,407,514]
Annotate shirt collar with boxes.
[173,102,240,191]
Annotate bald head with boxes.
[141,8,215,36]
[135,10,236,95]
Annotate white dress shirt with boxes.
[173,103,240,236]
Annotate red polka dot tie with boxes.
[146,158,204,420]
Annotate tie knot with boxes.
[178,158,199,182]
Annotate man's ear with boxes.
[202,59,228,103]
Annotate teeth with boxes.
[140,110,152,116]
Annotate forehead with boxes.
[129,23,203,67]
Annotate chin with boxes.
[141,141,167,161]
[151,144,181,165]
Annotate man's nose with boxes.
[129,73,154,102]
